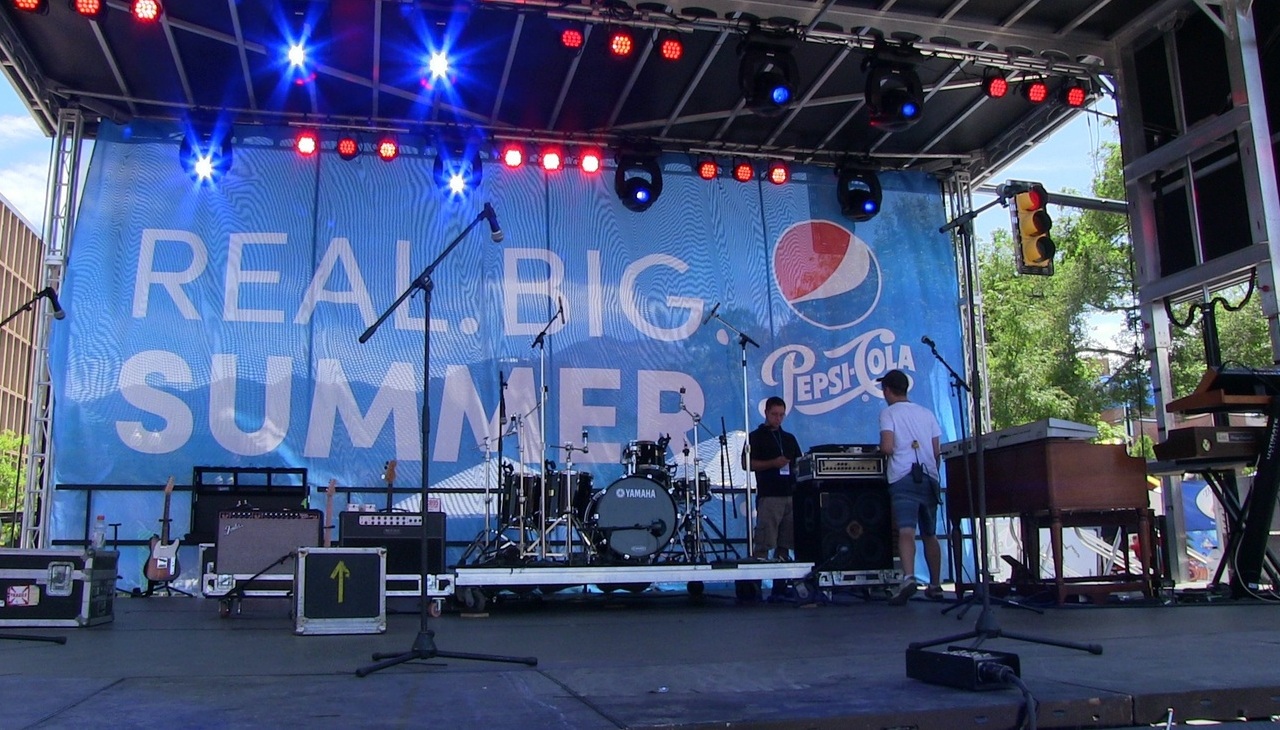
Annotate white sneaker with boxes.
[888,578,918,606]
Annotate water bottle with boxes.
[90,514,107,550]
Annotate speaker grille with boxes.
[794,480,892,571]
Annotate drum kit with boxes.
[460,303,741,569]
[462,431,738,567]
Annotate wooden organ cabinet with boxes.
[945,434,1155,605]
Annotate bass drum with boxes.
[584,474,677,560]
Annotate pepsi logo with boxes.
[773,220,881,330]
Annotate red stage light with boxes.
[13,0,47,12]
[579,149,603,174]
[541,149,563,171]
[73,0,103,16]
[132,0,161,21]
[337,137,359,160]
[767,160,789,185]
[659,37,683,61]
[732,160,754,183]
[696,157,718,181]
[608,29,634,57]
[1023,79,1049,104]
[295,131,318,157]
[500,144,524,168]
[983,73,1008,99]
[1062,82,1088,107]
[376,138,399,162]
[561,28,584,49]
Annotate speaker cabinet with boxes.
[794,479,892,571]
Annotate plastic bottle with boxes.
[90,514,107,549]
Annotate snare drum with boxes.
[583,472,676,560]
[622,440,667,474]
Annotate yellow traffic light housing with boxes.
[1011,182,1055,275]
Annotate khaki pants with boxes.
[753,495,794,559]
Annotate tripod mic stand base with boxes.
[909,606,1103,655]
[355,629,538,677]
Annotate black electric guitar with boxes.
[144,476,180,583]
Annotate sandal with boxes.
[924,585,945,600]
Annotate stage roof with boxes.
[0,0,1177,181]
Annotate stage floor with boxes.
[0,584,1277,729]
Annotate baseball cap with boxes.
[876,369,910,392]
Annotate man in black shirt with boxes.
[748,396,803,561]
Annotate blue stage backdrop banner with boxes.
[49,120,963,582]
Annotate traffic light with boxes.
[1011,182,1055,275]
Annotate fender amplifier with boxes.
[216,510,322,576]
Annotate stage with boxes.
[1,586,1277,729]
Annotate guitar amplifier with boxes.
[796,446,885,481]
[216,510,322,576]
[339,512,446,575]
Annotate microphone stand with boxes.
[0,290,68,646]
[909,194,1099,657]
[355,204,537,676]
[529,303,560,559]
[706,308,760,558]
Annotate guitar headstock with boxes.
[384,460,397,484]
[327,478,337,497]
[164,475,175,494]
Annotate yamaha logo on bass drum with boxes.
[615,487,659,499]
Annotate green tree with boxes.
[0,430,25,546]
[1166,282,1272,398]
[979,141,1145,434]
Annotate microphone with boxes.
[649,520,666,537]
[921,335,936,348]
[701,301,720,326]
[581,429,589,453]
[482,202,504,243]
[40,287,66,320]
[558,297,565,325]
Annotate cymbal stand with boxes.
[529,299,563,560]
[674,391,738,562]
[706,309,761,557]
[458,435,503,565]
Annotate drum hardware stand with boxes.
[672,389,737,562]
[355,203,537,676]
[911,193,1100,658]
[540,434,595,560]
[705,307,760,557]
[528,298,563,560]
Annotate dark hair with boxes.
[764,396,787,411]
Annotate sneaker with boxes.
[924,585,945,601]
[888,579,918,606]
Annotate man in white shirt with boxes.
[877,369,943,605]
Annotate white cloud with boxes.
[0,161,49,232]
[0,113,44,142]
